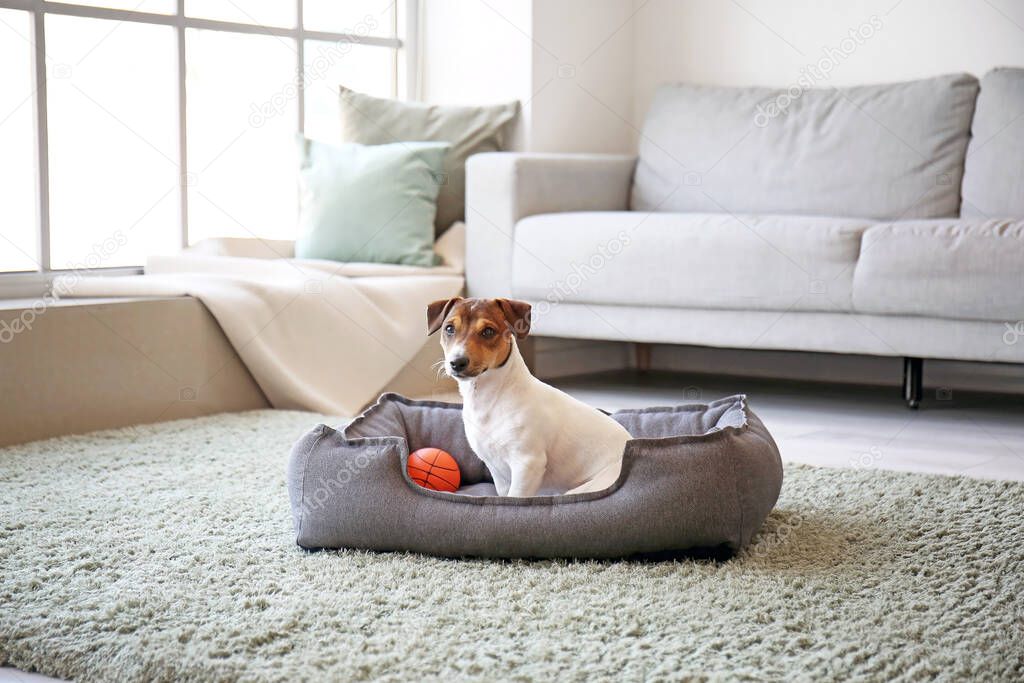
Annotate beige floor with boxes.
[546,370,1024,482]
[0,671,56,682]
[4,369,1023,682]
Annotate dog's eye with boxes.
[480,327,496,339]
[444,324,455,336]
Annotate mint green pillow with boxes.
[296,137,449,266]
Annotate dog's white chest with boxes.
[461,395,524,491]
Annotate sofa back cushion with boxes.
[961,68,1024,218]
[632,74,979,220]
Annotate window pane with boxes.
[66,0,175,14]
[186,29,298,243]
[303,40,395,142]
[46,15,179,269]
[0,9,38,273]
[186,0,294,29]
[304,0,395,38]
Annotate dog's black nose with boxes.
[449,356,469,373]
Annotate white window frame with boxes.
[0,0,417,298]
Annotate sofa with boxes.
[465,70,1024,408]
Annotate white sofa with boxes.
[465,70,1024,408]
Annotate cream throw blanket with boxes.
[55,225,465,415]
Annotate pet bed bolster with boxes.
[287,393,783,559]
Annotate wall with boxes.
[528,0,636,153]
[419,0,636,153]
[632,0,1024,125]
[419,0,534,148]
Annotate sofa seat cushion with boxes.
[852,219,1024,321]
[962,68,1024,218]
[511,212,870,313]
[633,74,978,220]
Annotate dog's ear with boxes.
[427,297,461,335]
[496,298,532,339]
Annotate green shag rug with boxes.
[1,410,1022,681]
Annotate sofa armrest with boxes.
[465,152,637,297]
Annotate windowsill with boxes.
[0,294,186,312]
[0,266,145,300]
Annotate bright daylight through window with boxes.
[0,0,403,276]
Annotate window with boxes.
[46,15,179,268]
[185,28,299,243]
[0,8,37,273]
[0,0,410,287]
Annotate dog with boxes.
[427,297,631,497]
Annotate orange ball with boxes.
[407,447,461,492]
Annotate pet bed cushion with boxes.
[287,393,783,559]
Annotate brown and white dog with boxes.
[427,297,631,497]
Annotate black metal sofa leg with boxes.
[903,357,923,410]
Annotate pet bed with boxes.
[287,393,783,559]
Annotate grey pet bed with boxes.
[287,393,783,559]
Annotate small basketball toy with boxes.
[407,447,461,492]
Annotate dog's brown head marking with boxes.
[427,297,531,379]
